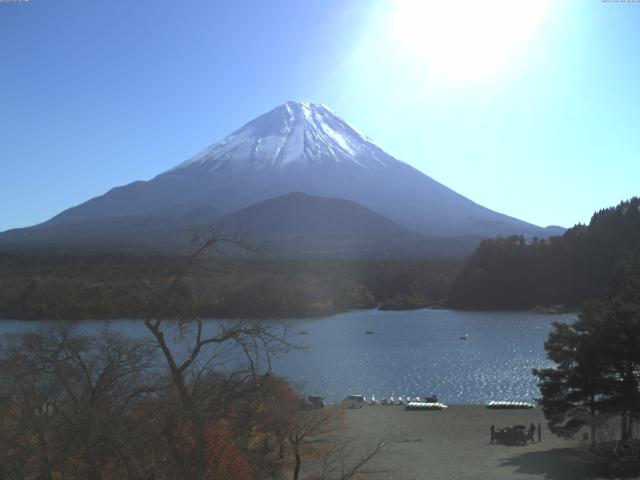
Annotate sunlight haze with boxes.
[0,0,638,231]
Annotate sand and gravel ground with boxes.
[308,405,602,480]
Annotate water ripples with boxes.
[271,309,575,404]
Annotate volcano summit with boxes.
[0,102,560,256]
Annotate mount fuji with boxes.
[0,101,561,256]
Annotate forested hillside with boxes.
[0,253,458,320]
[448,197,640,309]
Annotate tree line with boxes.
[0,252,459,320]
[449,197,640,310]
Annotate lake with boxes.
[0,309,575,404]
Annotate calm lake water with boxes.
[0,309,575,404]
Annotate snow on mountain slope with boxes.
[0,101,556,253]
[169,102,394,173]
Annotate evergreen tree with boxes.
[450,197,640,309]
[533,304,612,444]
[534,248,640,443]
[601,249,640,440]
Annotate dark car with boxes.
[494,425,528,445]
[307,395,325,409]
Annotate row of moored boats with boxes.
[376,394,439,406]
[337,395,534,411]
[486,400,535,409]
[343,394,448,410]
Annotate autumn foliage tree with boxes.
[203,420,254,480]
[254,375,301,460]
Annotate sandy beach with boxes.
[308,405,601,480]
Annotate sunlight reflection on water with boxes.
[269,309,575,404]
[0,309,575,404]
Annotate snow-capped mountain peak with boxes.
[169,101,397,174]
[1,101,554,251]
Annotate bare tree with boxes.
[0,324,158,480]
[284,403,401,480]
[311,432,401,480]
[117,231,292,480]
[287,407,343,480]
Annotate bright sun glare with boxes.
[390,0,550,82]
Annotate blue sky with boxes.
[1,0,638,231]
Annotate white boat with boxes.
[405,402,448,411]
[486,400,535,409]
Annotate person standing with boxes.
[529,422,535,442]
[490,424,495,443]
[538,423,542,442]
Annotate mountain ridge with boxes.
[0,101,563,256]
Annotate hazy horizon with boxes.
[1,0,639,231]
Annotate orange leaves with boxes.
[204,420,254,480]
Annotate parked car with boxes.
[307,395,325,409]
[494,425,528,445]
[342,395,366,409]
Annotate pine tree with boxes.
[534,247,640,443]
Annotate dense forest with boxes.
[0,252,458,320]
[449,197,640,309]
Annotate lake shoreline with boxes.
[0,305,572,322]
[0,310,575,405]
